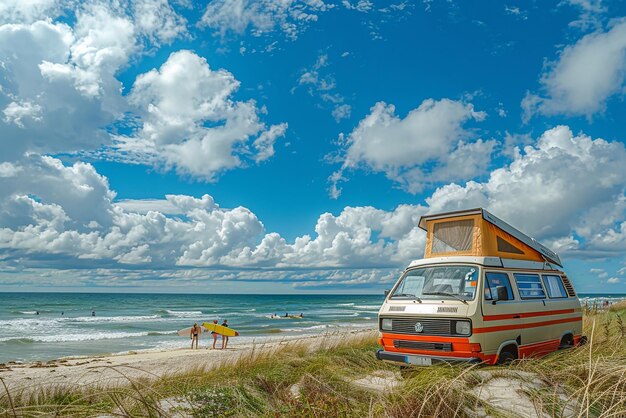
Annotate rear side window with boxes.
[514,273,546,299]
[542,275,568,298]
[484,272,514,301]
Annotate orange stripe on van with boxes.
[483,308,576,321]
[474,316,581,334]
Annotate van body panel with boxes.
[377,257,582,366]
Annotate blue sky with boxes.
[1,0,626,294]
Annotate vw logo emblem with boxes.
[414,322,424,333]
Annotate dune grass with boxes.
[2,310,626,417]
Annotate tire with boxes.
[559,334,574,349]
[496,349,516,365]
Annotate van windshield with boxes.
[391,265,479,301]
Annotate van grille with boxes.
[393,340,452,351]
[383,317,453,336]
[561,276,576,297]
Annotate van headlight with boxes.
[455,321,471,336]
[381,318,393,331]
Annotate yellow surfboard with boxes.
[202,322,239,337]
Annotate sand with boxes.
[0,329,377,393]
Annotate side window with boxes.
[542,275,568,298]
[514,273,546,299]
[484,272,514,301]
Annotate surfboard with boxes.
[177,326,209,338]
[202,322,239,337]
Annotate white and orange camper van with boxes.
[376,208,584,366]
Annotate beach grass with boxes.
[2,309,626,417]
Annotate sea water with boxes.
[0,293,383,363]
[0,292,623,363]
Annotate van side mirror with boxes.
[384,289,390,297]
[495,286,509,302]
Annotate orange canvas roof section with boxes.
[418,208,562,267]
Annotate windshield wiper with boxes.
[422,292,468,304]
[391,293,422,303]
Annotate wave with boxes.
[0,331,151,343]
[353,305,380,310]
[68,315,161,323]
[165,310,203,317]
[337,303,355,306]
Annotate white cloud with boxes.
[199,0,333,41]
[342,0,373,12]
[39,3,136,98]
[3,124,626,287]
[0,1,189,163]
[425,125,626,255]
[563,0,606,30]
[608,277,620,284]
[330,99,490,197]
[116,50,286,180]
[523,20,626,120]
[132,0,187,46]
[332,104,352,122]
[295,53,351,123]
[3,100,43,127]
[0,0,63,24]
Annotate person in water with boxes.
[284,312,289,317]
[190,323,201,349]
[210,319,219,350]
[221,319,229,349]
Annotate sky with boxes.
[1,0,626,294]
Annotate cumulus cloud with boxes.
[0,1,190,162]
[608,277,620,284]
[425,125,626,256]
[329,99,491,198]
[115,50,287,180]
[523,20,626,120]
[2,125,626,287]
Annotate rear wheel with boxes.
[559,334,574,349]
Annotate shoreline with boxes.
[0,328,378,392]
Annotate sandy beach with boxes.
[0,329,378,393]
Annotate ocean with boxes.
[0,292,623,364]
[0,293,383,363]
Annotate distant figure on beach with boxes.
[36,311,39,315]
[92,311,95,317]
[210,319,218,349]
[190,323,201,349]
[284,312,289,317]
[61,311,64,316]
[221,319,229,349]
[299,313,303,318]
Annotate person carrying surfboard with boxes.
[221,319,229,349]
[190,323,201,349]
[210,319,218,349]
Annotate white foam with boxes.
[0,331,151,343]
[166,310,203,317]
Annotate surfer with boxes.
[221,319,229,349]
[210,319,218,349]
[190,323,201,349]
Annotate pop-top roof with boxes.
[418,208,562,267]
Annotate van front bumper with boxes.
[376,349,482,365]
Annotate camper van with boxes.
[376,208,583,366]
